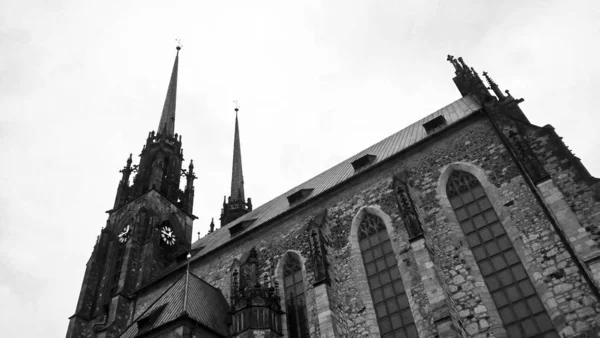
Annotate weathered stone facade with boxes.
[68,53,600,338]
[181,115,600,337]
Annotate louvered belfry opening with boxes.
[358,213,417,337]
[283,254,309,338]
[447,171,558,338]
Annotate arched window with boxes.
[283,254,309,338]
[447,171,557,338]
[358,213,417,338]
[109,241,125,295]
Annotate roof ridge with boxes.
[190,95,481,256]
[182,263,190,314]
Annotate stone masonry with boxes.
[178,114,600,337]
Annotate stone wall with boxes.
[189,114,600,337]
[530,125,600,286]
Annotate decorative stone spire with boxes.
[157,45,180,136]
[220,104,252,226]
[447,54,491,101]
[230,107,245,203]
[447,55,463,73]
[482,71,506,100]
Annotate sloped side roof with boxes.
[191,95,481,257]
[120,270,229,337]
[185,273,230,334]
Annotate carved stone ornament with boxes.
[308,210,330,285]
[393,172,423,239]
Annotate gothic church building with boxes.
[67,48,600,338]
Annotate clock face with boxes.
[118,224,131,243]
[160,226,176,246]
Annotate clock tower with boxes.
[66,46,196,338]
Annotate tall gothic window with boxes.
[283,254,309,338]
[109,242,126,295]
[447,171,557,338]
[358,213,417,338]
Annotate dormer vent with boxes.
[351,154,377,172]
[229,219,257,237]
[287,188,314,205]
[423,115,447,135]
[136,304,167,336]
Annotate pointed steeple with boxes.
[157,46,180,136]
[230,107,245,202]
[209,218,215,233]
[220,105,252,226]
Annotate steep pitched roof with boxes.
[192,95,481,257]
[119,268,229,338]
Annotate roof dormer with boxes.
[351,154,377,172]
[287,188,314,205]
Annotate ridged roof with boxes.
[119,269,229,337]
[191,95,481,257]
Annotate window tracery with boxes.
[283,254,309,338]
[358,213,417,337]
[447,170,557,337]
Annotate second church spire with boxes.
[231,107,245,202]
[221,106,252,227]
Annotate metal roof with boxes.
[119,269,229,337]
[191,95,481,257]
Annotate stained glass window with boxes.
[447,171,558,338]
[358,213,418,338]
[283,254,309,338]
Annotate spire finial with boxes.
[447,54,462,72]
[458,57,469,71]
[234,100,239,117]
[176,38,183,51]
[157,45,180,136]
[482,71,506,100]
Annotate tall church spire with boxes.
[220,105,252,226]
[157,46,180,136]
[231,107,245,202]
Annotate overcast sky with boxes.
[1,0,599,336]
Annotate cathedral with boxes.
[67,47,600,338]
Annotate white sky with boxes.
[1,0,599,336]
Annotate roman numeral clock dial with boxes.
[117,224,131,243]
[160,225,176,246]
